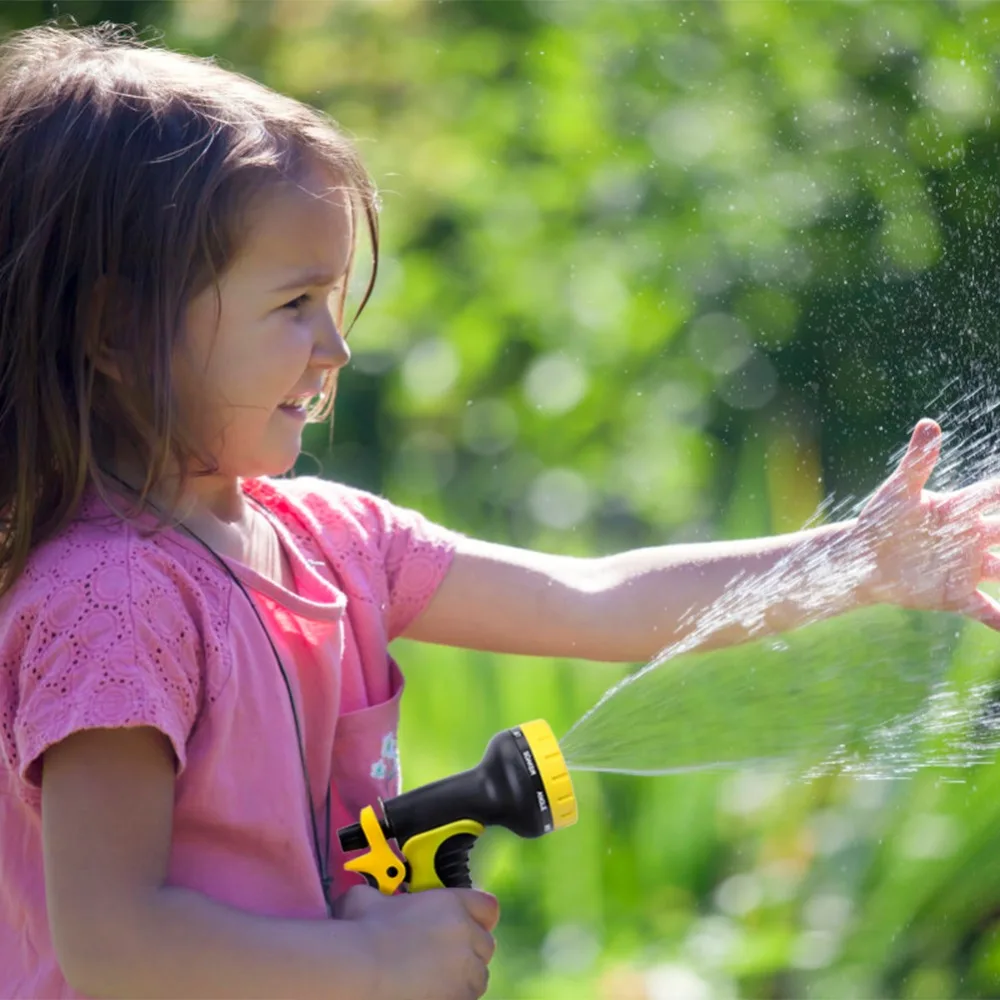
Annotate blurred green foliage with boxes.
[9,0,1000,995]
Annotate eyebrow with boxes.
[273,270,345,293]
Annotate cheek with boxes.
[264,319,317,380]
[277,316,317,353]
[181,310,315,409]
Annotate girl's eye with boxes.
[282,293,311,311]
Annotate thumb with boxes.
[895,419,941,495]
[330,884,391,921]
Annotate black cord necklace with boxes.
[102,474,334,915]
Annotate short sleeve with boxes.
[375,497,462,640]
[7,533,206,789]
[261,477,461,641]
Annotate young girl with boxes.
[1,21,999,1000]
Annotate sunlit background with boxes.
[14,1,1000,996]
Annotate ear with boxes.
[91,346,124,383]
[84,275,124,383]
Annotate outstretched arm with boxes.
[402,521,860,662]
[403,420,1000,662]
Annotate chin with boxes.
[270,454,301,477]
[246,450,301,479]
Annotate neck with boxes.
[99,465,291,590]
[103,457,246,521]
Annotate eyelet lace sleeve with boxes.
[254,477,461,640]
[377,496,461,640]
[1,528,210,794]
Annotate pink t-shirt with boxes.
[0,476,459,998]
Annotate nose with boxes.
[311,307,351,371]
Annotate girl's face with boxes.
[175,162,354,483]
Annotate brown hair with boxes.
[0,21,379,596]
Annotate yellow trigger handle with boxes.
[402,819,485,893]
[343,805,407,895]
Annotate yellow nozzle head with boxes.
[518,719,578,830]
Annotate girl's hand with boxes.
[855,418,1000,629]
[333,884,499,1000]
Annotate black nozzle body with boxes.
[338,728,550,853]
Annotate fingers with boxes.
[895,419,942,496]
[458,889,497,969]
[983,552,1000,581]
[467,960,490,1000]
[962,591,1000,632]
[980,517,1000,547]
[457,889,500,933]
[943,480,1000,519]
[470,924,496,965]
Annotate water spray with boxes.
[338,414,1000,890]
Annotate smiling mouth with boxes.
[279,392,318,413]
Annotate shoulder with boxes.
[246,475,460,554]
[1,504,231,788]
[247,477,460,631]
[4,503,232,645]
[273,476,391,532]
